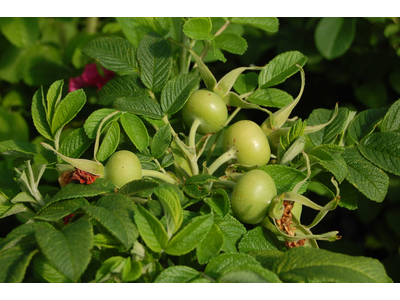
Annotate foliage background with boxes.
[0,17,399,282]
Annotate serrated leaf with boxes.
[342,148,388,202]
[34,198,89,222]
[82,195,138,250]
[183,17,214,40]
[238,226,284,253]
[258,165,308,195]
[32,252,73,283]
[84,108,122,139]
[165,214,214,256]
[131,17,171,36]
[42,178,116,210]
[214,214,247,253]
[218,263,281,283]
[59,127,93,158]
[348,107,387,143]
[214,33,247,55]
[118,179,159,196]
[160,74,199,115]
[153,185,184,238]
[119,113,149,152]
[315,152,348,184]
[233,72,258,95]
[95,256,125,283]
[46,80,64,126]
[205,252,260,279]
[272,247,392,283]
[259,51,307,89]
[113,94,164,119]
[247,88,293,108]
[0,242,38,283]
[151,124,171,159]
[96,121,120,162]
[82,37,138,75]
[381,98,400,132]
[154,266,200,283]
[35,219,93,282]
[137,33,172,92]
[51,89,86,135]
[230,17,279,33]
[358,132,400,176]
[0,169,19,201]
[307,107,349,146]
[31,86,52,140]
[0,203,33,219]
[134,204,168,252]
[196,224,224,264]
[0,139,38,158]
[315,17,356,60]
[161,153,174,168]
[98,75,147,106]
[204,189,230,217]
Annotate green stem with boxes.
[86,17,99,34]
[142,169,177,184]
[189,118,201,149]
[207,147,237,175]
[213,179,236,190]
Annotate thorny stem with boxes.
[207,147,237,175]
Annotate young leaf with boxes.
[238,226,285,253]
[272,247,392,283]
[35,219,93,282]
[84,108,122,139]
[51,89,86,135]
[358,132,400,176]
[137,33,172,92]
[95,256,125,283]
[258,51,307,89]
[98,75,147,106]
[113,94,164,119]
[131,17,171,36]
[0,242,38,283]
[46,79,64,125]
[160,74,199,115]
[315,17,356,60]
[196,224,224,264]
[381,98,400,132]
[214,33,247,55]
[96,121,120,162]
[154,266,200,283]
[229,17,279,33]
[347,107,387,143]
[119,113,149,152]
[121,259,142,282]
[134,204,168,252]
[82,37,139,75]
[31,86,52,140]
[151,124,171,159]
[165,214,214,256]
[183,17,214,40]
[247,88,293,108]
[153,185,184,238]
[59,127,93,158]
[342,148,389,202]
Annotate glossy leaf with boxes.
[183,17,213,40]
[154,266,200,283]
[59,127,93,158]
[96,121,120,162]
[113,94,164,119]
[214,214,247,253]
[238,226,284,253]
[151,124,171,159]
[214,33,247,55]
[196,224,224,264]
[84,108,122,139]
[230,17,279,33]
[248,88,293,108]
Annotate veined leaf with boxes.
[381,98,400,132]
[358,132,400,176]
[165,214,214,256]
[151,124,171,159]
[233,72,258,95]
[59,127,93,158]
[34,198,89,222]
[342,148,388,202]
[82,36,138,75]
[315,17,356,60]
[131,17,171,36]
[218,264,281,283]
[348,107,387,143]
[51,89,86,135]
[32,252,73,283]
[119,113,149,151]
[137,33,172,92]
[134,204,168,252]
[230,17,279,33]
[238,226,284,253]
[183,17,214,40]
[118,178,159,196]
[84,108,123,139]
[31,86,52,140]
[154,266,200,283]
[214,33,247,55]
[35,219,93,282]
[113,94,164,119]
[204,189,230,218]
[272,247,392,283]
[160,74,199,115]
[196,224,224,264]
[0,139,38,158]
[259,51,307,89]
[97,75,147,106]
[96,121,120,162]
[248,88,293,108]
[214,214,247,253]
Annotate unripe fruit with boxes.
[223,120,271,166]
[231,169,277,224]
[104,150,142,187]
[182,90,228,134]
